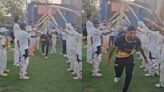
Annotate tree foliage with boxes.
[82,0,99,22]
[0,0,25,17]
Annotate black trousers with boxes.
[115,56,134,92]
[41,41,49,57]
[62,40,66,54]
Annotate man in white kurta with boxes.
[17,23,40,80]
[0,28,9,77]
[13,18,21,66]
[65,23,82,80]
[145,30,161,76]
[155,32,164,88]
[90,20,111,77]
[137,22,150,69]
[86,16,94,64]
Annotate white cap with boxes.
[0,27,9,33]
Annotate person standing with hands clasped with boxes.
[107,26,148,92]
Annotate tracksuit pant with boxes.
[115,56,134,92]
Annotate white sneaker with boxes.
[139,65,144,69]
[67,68,72,71]
[114,77,120,83]
[63,54,67,57]
[45,56,48,59]
[0,73,8,77]
[14,63,20,66]
[144,73,154,77]
[19,76,30,80]
[92,73,102,77]
[66,61,70,63]
[16,64,20,67]
[155,83,164,88]
[5,69,10,73]
[42,53,45,56]
[73,76,82,80]
[73,77,79,80]
[71,72,76,75]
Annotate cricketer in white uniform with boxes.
[137,22,150,69]
[13,17,21,66]
[90,20,112,77]
[65,23,82,80]
[86,15,94,64]
[155,31,164,88]
[0,28,9,77]
[17,23,40,80]
[145,30,161,76]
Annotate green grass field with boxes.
[82,47,164,92]
[0,45,164,92]
[0,46,82,92]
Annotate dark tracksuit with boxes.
[114,35,141,92]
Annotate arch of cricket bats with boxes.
[105,1,164,30]
[35,4,81,31]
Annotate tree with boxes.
[1,0,25,17]
[82,0,99,22]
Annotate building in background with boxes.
[100,0,164,26]
[61,0,82,11]
[61,0,82,27]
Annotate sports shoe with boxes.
[139,65,145,69]
[73,76,82,80]
[155,83,164,88]
[67,68,72,71]
[66,61,70,63]
[0,73,8,77]
[144,73,154,77]
[45,56,48,59]
[42,53,45,56]
[63,54,67,57]
[71,72,76,75]
[114,77,120,83]
[14,63,20,66]
[19,76,30,80]
[92,73,102,77]
[4,69,10,73]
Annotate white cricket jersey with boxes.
[13,23,21,38]
[17,30,31,52]
[86,20,94,34]
[0,35,6,49]
[137,27,149,46]
[90,28,102,50]
[86,20,94,45]
[148,31,160,54]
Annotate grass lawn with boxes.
[0,46,82,92]
[82,47,164,92]
[0,45,164,92]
